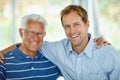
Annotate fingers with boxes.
[0,52,5,64]
[0,58,4,64]
[94,37,111,48]
[95,37,103,48]
[0,52,4,59]
[103,41,111,46]
[94,38,97,42]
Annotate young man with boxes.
[40,5,120,80]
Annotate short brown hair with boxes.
[60,5,88,25]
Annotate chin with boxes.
[31,50,38,53]
[29,48,39,52]
[72,42,80,46]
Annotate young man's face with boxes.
[19,21,46,53]
[62,11,89,47]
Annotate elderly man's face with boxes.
[20,20,46,53]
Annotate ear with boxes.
[85,20,89,28]
[87,20,89,27]
[19,28,23,38]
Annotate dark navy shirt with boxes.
[0,44,61,80]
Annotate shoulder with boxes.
[4,50,14,57]
[42,38,69,48]
[95,45,119,55]
[93,45,120,61]
[4,47,18,59]
[92,45,120,70]
[4,44,20,57]
[43,38,68,44]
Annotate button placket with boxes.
[76,56,82,80]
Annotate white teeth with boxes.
[31,42,37,45]
[71,34,78,38]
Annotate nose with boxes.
[70,26,75,34]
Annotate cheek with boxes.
[64,29,70,35]
[84,27,88,33]
[65,31,69,36]
[38,37,44,43]
[41,38,44,42]
[22,35,29,42]
[81,26,88,32]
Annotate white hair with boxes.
[21,14,47,31]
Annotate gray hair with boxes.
[21,14,47,31]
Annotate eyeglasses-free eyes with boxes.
[22,29,46,38]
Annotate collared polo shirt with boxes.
[0,44,61,80]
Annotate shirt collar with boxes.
[67,41,73,53]
[67,33,94,58]
[84,36,94,58]
[13,44,41,60]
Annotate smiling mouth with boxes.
[70,34,79,40]
[30,41,39,46]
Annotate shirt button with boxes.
[26,56,29,58]
[35,56,38,58]
[31,67,34,69]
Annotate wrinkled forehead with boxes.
[26,19,44,26]
[25,19,45,32]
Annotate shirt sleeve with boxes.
[109,60,120,80]
[107,47,120,80]
[40,41,58,65]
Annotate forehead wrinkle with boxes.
[72,19,80,24]
[26,20,43,26]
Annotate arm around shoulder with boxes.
[0,43,21,63]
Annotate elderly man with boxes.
[0,14,61,80]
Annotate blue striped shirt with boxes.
[0,44,61,80]
[41,34,120,80]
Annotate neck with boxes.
[19,44,36,59]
